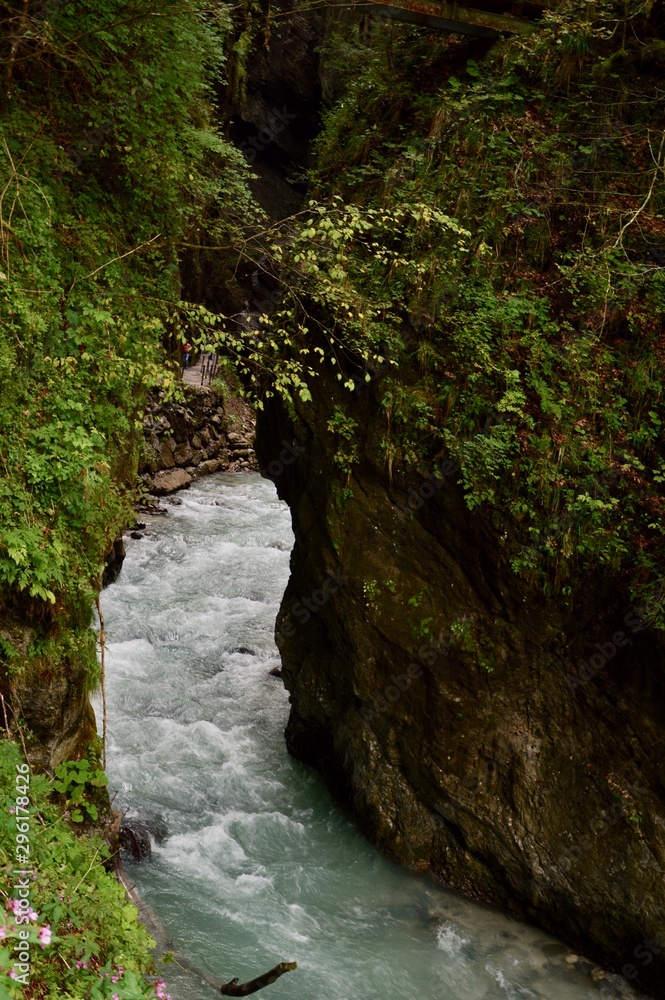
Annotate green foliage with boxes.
[205,197,469,408]
[52,758,108,824]
[327,406,360,480]
[0,739,161,999]
[236,5,665,617]
[407,589,427,609]
[18,627,99,689]
[448,618,495,675]
[412,616,435,642]
[362,578,396,606]
[0,1,254,620]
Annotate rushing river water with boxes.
[99,473,631,1000]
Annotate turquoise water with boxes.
[98,473,630,1000]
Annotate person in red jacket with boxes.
[181,342,192,369]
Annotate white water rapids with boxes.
[98,472,633,1000]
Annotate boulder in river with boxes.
[102,536,126,588]
[119,816,166,863]
[150,468,192,495]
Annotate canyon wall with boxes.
[239,6,665,994]
[256,374,665,998]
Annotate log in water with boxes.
[99,473,633,1000]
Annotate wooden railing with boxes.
[356,0,550,36]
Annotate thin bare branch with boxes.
[77,233,163,284]
[220,962,298,995]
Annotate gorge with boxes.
[1,2,664,999]
[99,472,640,1000]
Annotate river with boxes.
[98,472,631,1000]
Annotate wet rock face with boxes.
[230,1,328,219]
[15,667,97,771]
[255,379,665,997]
[0,604,97,771]
[238,6,323,162]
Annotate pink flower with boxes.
[113,994,120,1000]
[0,927,6,939]
[38,925,51,946]
[28,909,39,922]
[8,971,17,980]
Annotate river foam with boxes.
[98,473,635,1000]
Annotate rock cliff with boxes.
[256,373,665,998]
[0,598,99,771]
[242,5,665,994]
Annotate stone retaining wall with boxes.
[139,385,257,494]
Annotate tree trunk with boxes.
[220,962,298,996]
